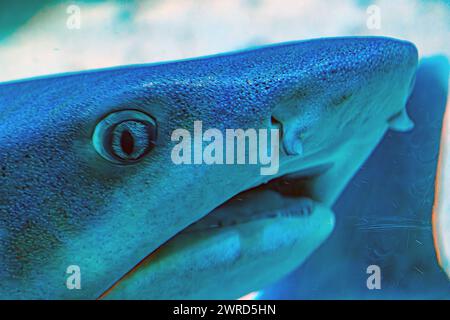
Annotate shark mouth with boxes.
[181,163,333,234]
[99,164,332,299]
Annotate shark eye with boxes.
[93,110,157,164]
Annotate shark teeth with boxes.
[273,198,314,217]
[388,109,414,132]
[183,197,315,234]
[181,164,331,235]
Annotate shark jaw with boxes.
[101,162,337,299]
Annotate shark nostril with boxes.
[270,116,282,133]
[271,113,304,156]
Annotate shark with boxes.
[0,37,418,299]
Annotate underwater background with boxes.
[0,0,449,82]
[0,0,449,299]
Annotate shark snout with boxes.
[269,37,418,160]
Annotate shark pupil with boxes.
[120,130,134,155]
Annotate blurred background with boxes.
[1,0,449,299]
[0,0,449,82]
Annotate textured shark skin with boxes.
[0,37,417,299]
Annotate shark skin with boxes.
[262,56,450,299]
[0,37,417,299]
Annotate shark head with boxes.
[0,37,417,299]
